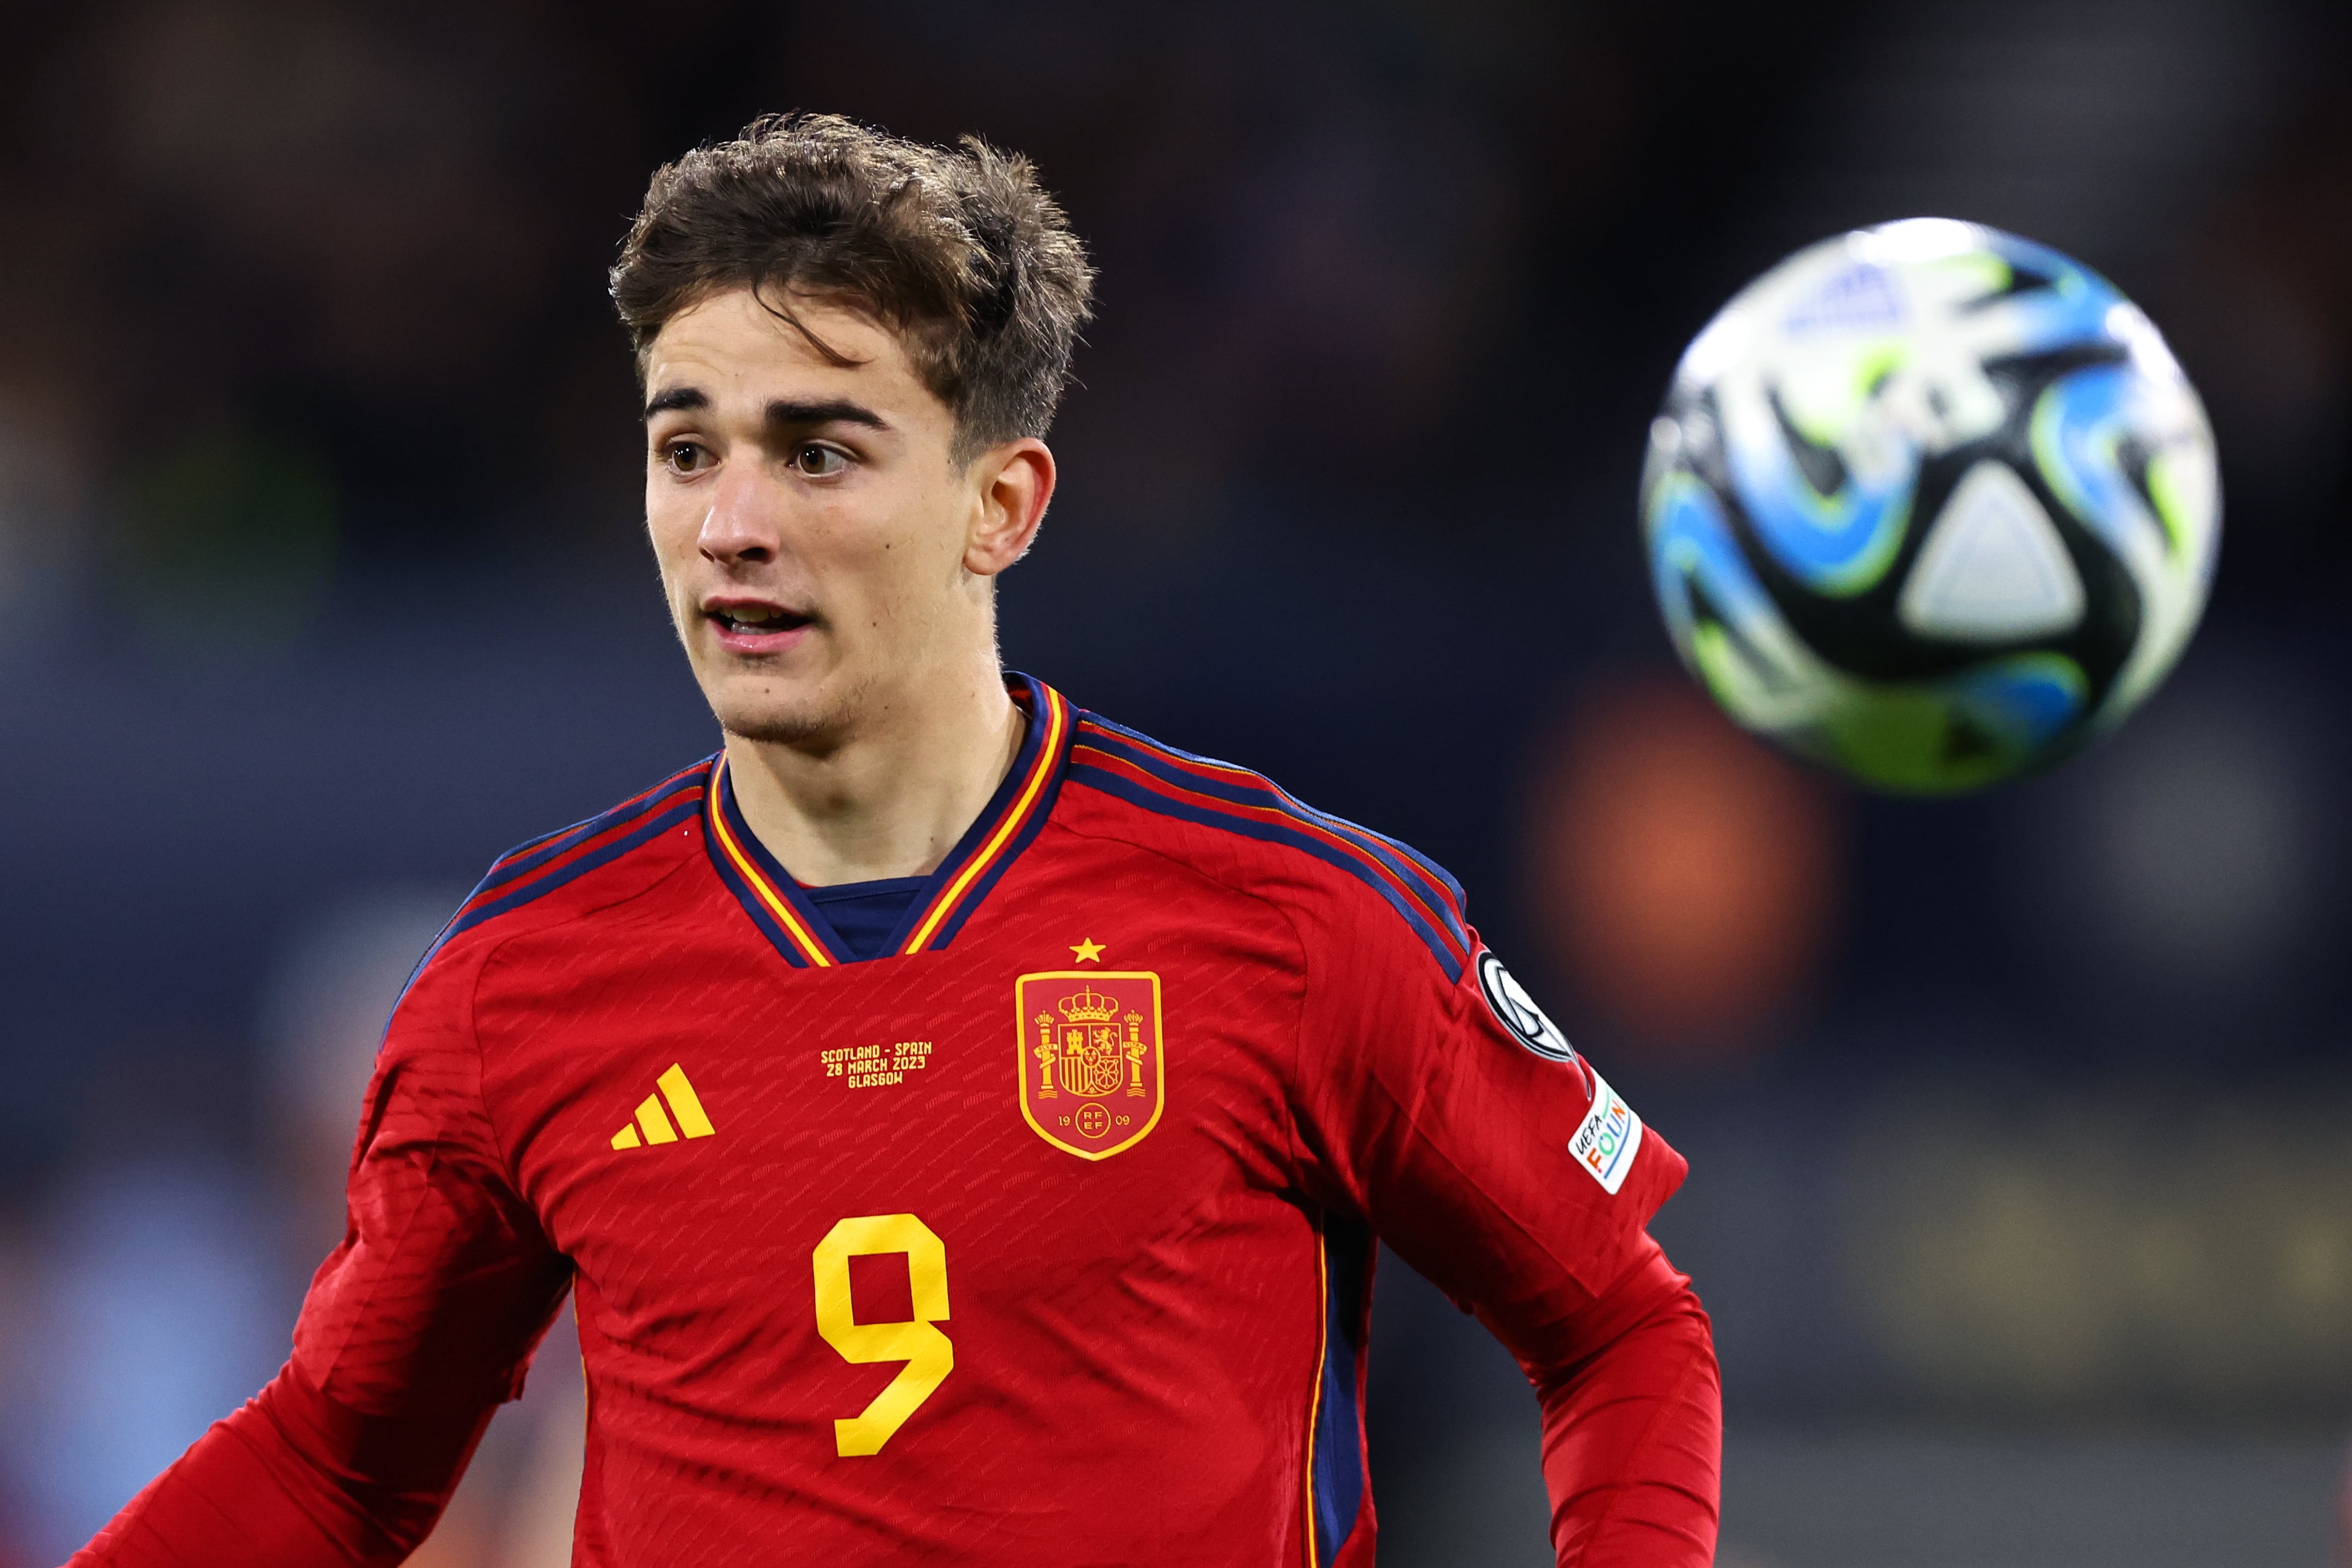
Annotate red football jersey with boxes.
[211,675,1691,1565]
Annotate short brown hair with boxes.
[611,114,1094,462]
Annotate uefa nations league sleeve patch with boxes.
[1475,950,1578,1065]
[1566,1068,1643,1195]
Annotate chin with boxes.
[705,671,860,749]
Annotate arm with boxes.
[68,1362,499,1567]
[71,937,572,1566]
[1505,1241,1720,1565]
[1292,914,1719,1566]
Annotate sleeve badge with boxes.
[1475,951,1578,1065]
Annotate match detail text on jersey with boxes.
[822,1040,935,1090]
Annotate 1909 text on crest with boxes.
[1014,970,1164,1161]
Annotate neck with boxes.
[722,661,1025,887]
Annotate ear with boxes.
[964,439,1057,578]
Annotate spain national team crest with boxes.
[1014,970,1165,1161]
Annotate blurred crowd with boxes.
[3,0,2351,1563]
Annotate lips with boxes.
[704,599,814,652]
[708,603,811,635]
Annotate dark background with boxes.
[2,2,2349,1563]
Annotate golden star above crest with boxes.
[1070,938,1106,963]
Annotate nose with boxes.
[698,463,783,568]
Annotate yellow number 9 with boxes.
[810,1213,953,1456]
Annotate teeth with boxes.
[728,607,777,625]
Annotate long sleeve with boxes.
[1287,891,1719,1565]
[67,1359,499,1567]
[1508,1241,1721,1564]
[70,931,573,1566]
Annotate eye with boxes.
[661,439,710,475]
[793,443,850,478]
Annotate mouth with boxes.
[704,600,815,648]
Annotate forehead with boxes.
[642,287,938,416]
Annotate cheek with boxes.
[889,477,980,578]
[644,489,701,573]
[877,519,969,609]
[825,488,953,597]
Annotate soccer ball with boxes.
[1640,219,2220,794]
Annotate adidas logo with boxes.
[612,1063,717,1149]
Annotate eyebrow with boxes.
[764,398,889,431]
[641,388,891,432]
[644,387,707,418]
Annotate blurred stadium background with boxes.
[1,1,2349,1563]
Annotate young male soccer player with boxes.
[75,116,1719,1566]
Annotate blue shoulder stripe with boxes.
[1075,719,1470,953]
[426,763,708,956]
[473,766,707,896]
[380,761,708,1047]
[1067,760,1466,984]
[446,793,701,941]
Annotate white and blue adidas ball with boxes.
[1641,219,2220,794]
